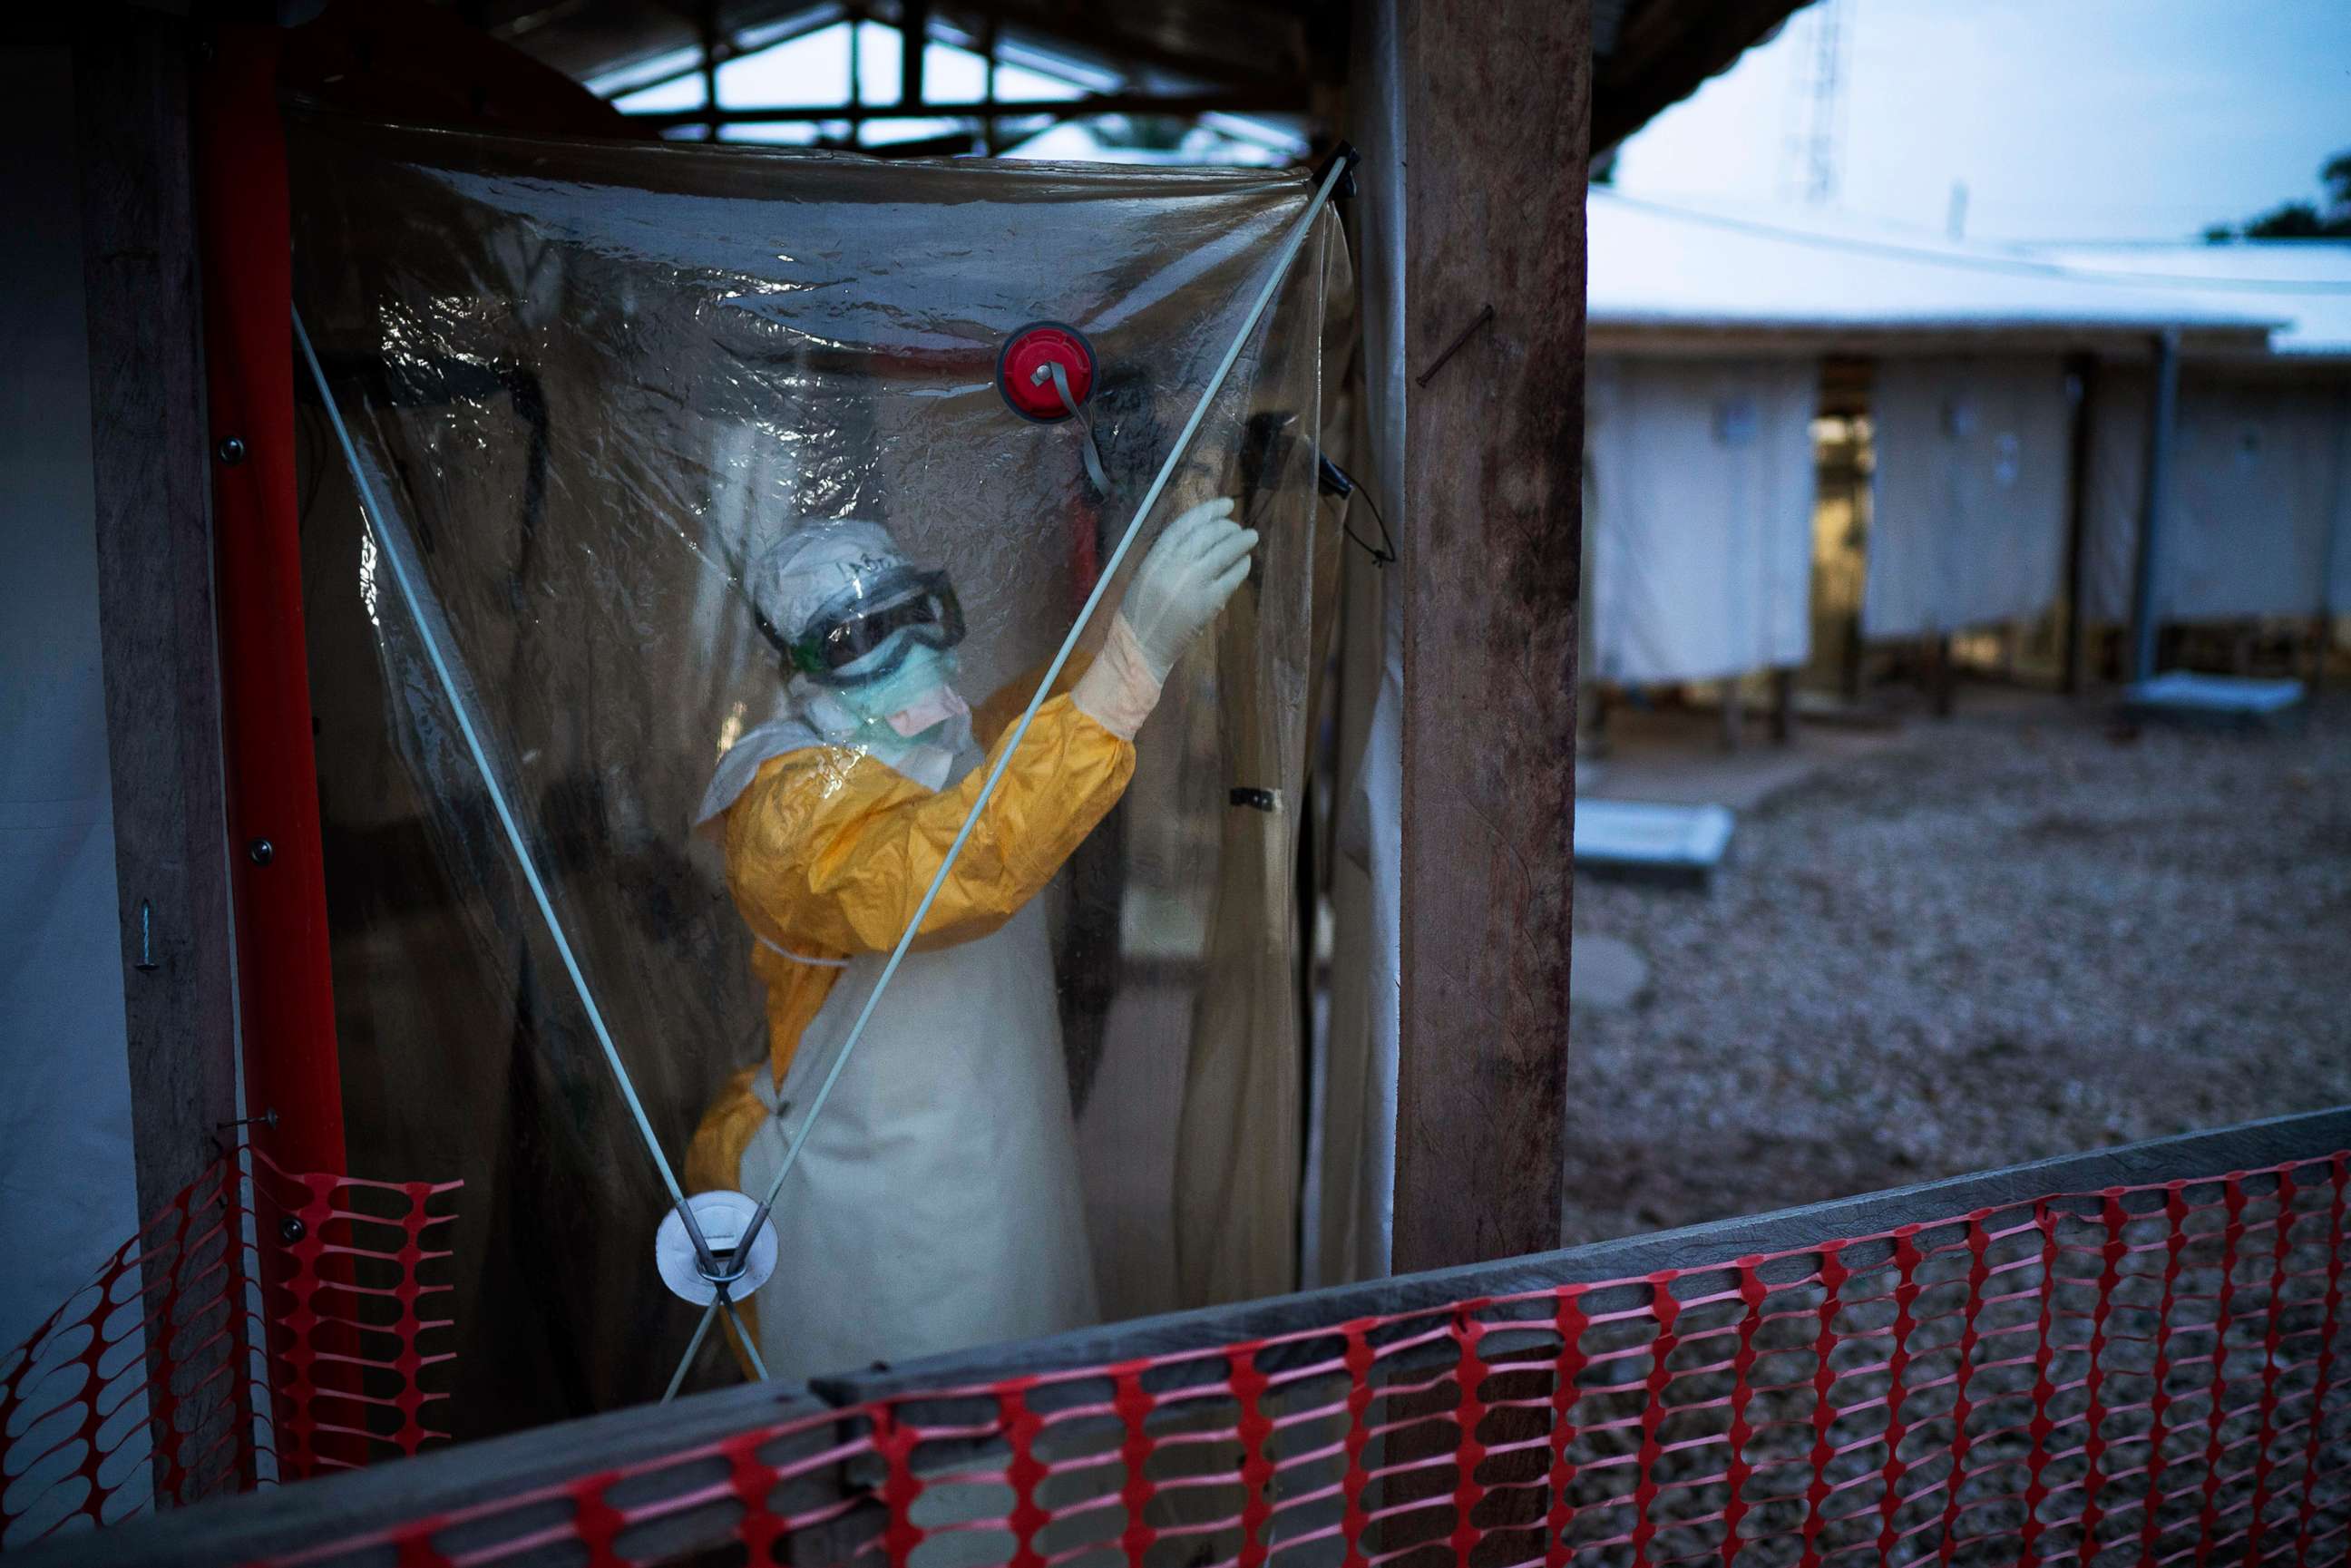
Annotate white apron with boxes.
[737,896,1099,1384]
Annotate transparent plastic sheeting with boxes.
[288,112,1349,1436]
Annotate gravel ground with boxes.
[1563,692,2351,1245]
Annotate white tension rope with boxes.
[293,312,766,1368]
[298,148,1350,1399]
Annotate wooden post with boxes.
[2316,387,2344,697]
[846,11,861,147]
[1770,667,1795,744]
[698,0,721,141]
[76,13,241,1273]
[74,10,247,1502]
[980,13,1000,154]
[2129,330,2180,685]
[2060,352,2097,696]
[1394,0,1588,1272]
[1927,632,1956,717]
[900,0,929,106]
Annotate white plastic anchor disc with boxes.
[654,1190,779,1307]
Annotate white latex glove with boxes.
[1116,497,1258,681]
[1072,497,1256,740]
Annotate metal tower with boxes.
[1782,0,1848,207]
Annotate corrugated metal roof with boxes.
[1589,190,2283,342]
[2032,243,2351,359]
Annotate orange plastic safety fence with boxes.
[269,1150,2347,1568]
[0,1154,460,1551]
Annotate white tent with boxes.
[2037,243,2351,629]
[1862,357,2073,639]
[1584,192,2279,674]
[2083,372,2351,626]
[1585,355,1818,684]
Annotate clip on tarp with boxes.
[1312,141,1361,201]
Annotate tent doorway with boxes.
[1805,356,1876,703]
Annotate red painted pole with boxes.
[194,25,363,1476]
[192,27,346,1183]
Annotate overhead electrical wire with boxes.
[1603,190,2351,297]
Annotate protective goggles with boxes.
[761,569,965,687]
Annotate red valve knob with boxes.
[997,321,1097,423]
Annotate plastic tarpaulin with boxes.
[288,112,1345,1434]
[1585,355,1818,685]
[1862,357,2072,639]
[2083,369,2351,624]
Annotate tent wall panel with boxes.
[1585,355,1819,685]
[0,46,145,1363]
[2086,369,2351,625]
[1862,356,2072,639]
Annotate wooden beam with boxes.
[899,0,928,104]
[626,86,1298,128]
[75,11,240,1268]
[1592,0,1804,151]
[74,8,247,1506]
[34,1378,837,1568]
[938,0,1308,97]
[699,0,720,140]
[1393,0,1588,1272]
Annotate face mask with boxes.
[883,685,970,738]
[832,643,962,739]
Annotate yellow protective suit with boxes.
[684,658,1137,1360]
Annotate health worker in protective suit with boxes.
[686,497,1256,1381]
